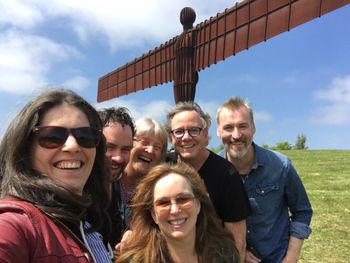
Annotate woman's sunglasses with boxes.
[153,193,195,215]
[32,126,101,149]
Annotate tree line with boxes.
[212,133,308,152]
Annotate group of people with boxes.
[0,88,313,263]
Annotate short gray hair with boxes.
[216,97,254,124]
[165,101,211,132]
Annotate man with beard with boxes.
[166,101,251,263]
[216,97,313,263]
[98,107,135,247]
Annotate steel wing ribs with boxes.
[97,0,350,103]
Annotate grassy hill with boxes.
[280,150,350,263]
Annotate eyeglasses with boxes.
[32,126,101,149]
[170,127,203,138]
[153,193,195,214]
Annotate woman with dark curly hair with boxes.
[0,89,112,262]
[116,162,239,263]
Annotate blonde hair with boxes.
[134,117,168,160]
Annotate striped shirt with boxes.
[82,221,113,262]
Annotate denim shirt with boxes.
[219,143,312,262]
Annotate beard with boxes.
[224,137,252,160]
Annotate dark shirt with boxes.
[166,150,251,222]
[106,182,123,247]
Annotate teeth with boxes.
[111,164,121,169]
[181,144,193,148]
[169,219,186,225]
[138,156,151,163]
[110,161,120,169]
[55,161,81,169]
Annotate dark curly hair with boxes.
[98,107,135,138]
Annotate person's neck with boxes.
[178,148,210,171]
[121,166,142,187]
[166,237,198,263]
[228,145,255,175]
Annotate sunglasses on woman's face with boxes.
[32,126,101,149]
[153,193,195,215]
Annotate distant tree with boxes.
[294,133,308,150]
[262,143,270,149]
[271,141,292,151]
[211,144,224,154]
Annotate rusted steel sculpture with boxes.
[97,0,350,103]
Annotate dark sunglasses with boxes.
[32,126,101,149]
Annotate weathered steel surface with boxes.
[97,0,350,103]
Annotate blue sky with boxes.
[1,0,349,149]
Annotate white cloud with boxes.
[238,73,258,84]
[283,73,298,84]
[315,75,350,103]
[0,0,239,96]
[1,0,237,51]
[53,0,238,51]
[0,30,82,94]
[255,111,273,122]
[96,98,171,123]
[311,75,350,125]
[0,0,43,29]
[62,76,90,91]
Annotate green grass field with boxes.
[280,150,350,263]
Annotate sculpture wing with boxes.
[97,38,177,102]
[98,0,349,102]
[193,0,350,71]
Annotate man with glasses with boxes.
[165,101,251,263]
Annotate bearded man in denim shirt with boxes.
[216,97,312,263]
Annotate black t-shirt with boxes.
[166,150,251,222]
[106,183,123,247]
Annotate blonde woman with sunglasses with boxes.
[0,89,113,262]
[116,162,239,263]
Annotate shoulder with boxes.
[206,150,231,166]
[165,150,178,164]
[0,198,39,219]
[0,199,38,261]
[200,151,240,187]
[0,198,41,233]
[205,150,238,174]
[255,143,291,168]
[212,246,239,263]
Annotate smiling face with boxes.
[31,103,96,195]
[152,173,200,243]
[170,110,208,163]
[126,133,164,177]
[103,122,133,181]
[217,107,256,161]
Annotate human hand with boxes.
[245,250,261,263]
[115,230,133,252]
[281,256,298,263]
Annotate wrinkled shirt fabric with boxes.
[220,143,312,262]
